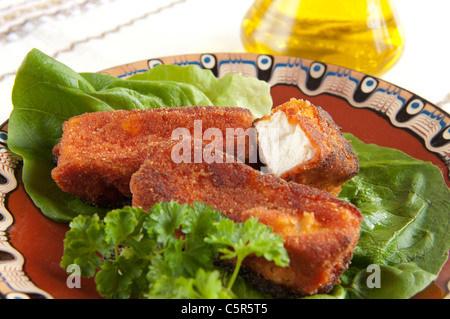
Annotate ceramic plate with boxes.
[0,53,449,299]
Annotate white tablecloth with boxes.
[1,0,449,124]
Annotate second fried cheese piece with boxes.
[253,98,359,195]
[130,138,363,298]
[51,106,253,207]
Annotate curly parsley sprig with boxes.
[60,201,290,299]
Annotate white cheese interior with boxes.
[255,110,316,176]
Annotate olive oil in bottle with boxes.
[241,0,404,75]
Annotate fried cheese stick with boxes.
[253,98,359,195]
[51,106,253,207]
[130,138,363,298]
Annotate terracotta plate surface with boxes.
[0,53,449,299]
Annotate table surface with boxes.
[1,0,449,124]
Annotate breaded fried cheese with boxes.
[253,98,359,195]
[51,106,253,207]
[130,138,363,298]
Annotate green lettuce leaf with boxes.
[129,64,273,119]
[330,134,450,299]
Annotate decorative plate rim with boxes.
[0,52,449,299]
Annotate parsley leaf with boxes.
[103,206,148,246]
[171,269,234,299]
[144,201,188,246]
[144,201,225,277]
[205,216,290,289]
[60,214,112,277]
[95,254,148,299]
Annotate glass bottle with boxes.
[241,0,404,76]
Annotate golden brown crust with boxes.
[51,106,253,207]
[254,98,359,195]
[130,138,362,298]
